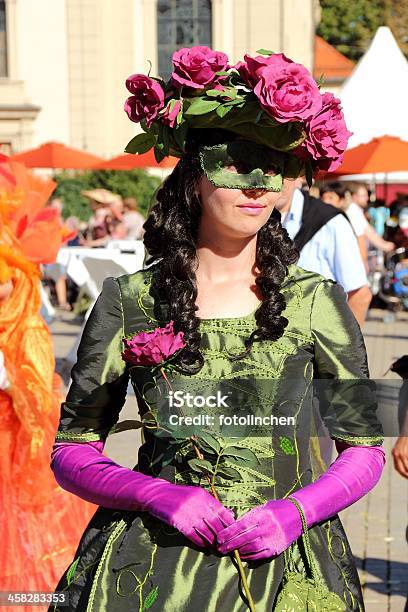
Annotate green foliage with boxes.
[53,169,162,221]
[317,0,408,61]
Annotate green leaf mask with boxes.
[199,140,284,191]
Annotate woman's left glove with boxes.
[217,443,386,561]
[216,498,302,560]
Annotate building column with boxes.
[142,0,158,74]
[212,0,234,60]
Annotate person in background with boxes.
[319,181,348,209]
[347,183,395,253]
[42,198,78,311]
[277,179,372,328]
[81,189,122,247]
[65,216,82,247]
[368,199,390,237]
[0,157,96,602]
[122,196,146,239]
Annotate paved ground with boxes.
[50,306,408,611]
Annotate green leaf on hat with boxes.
[154,144,166,163]
[185,99,221,116]
[316,73,325,88]
[168,98,180,112]
[215,70,230,76]
[206,89,225,97]
[174,121,188,150]
[125,132,156,154]
[305,160,314,188]
[176,109,184,126]
[256,48,274,56]
[216,104,234,118]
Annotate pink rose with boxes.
[124,74,165,127]
[249,53,322,123]
[161,100,182,128]
[171,46,229,90]
[122,321,186,367]
[303,92,352,171]
[235,54,272,87]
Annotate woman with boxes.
[49,48,385,611]
[122,196,146,240]
[0,159,96,605]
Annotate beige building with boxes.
[0,0,320,158]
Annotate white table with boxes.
[57,243,145,292]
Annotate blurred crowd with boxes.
[42,189,145,311]
[41,181,408,323]
[51,189,146,248]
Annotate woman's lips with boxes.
[237,204,266,216]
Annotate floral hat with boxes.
[124,46,352,182]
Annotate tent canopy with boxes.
[95,151,177,170]
[10,142,103,169]
[339,27,408,148]
[332,136,408,175]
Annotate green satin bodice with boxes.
[55,263,383,515]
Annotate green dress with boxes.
[49,263,384,612]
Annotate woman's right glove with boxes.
[51,440,235,549]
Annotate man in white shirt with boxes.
[320,183,394,269]
[348,183,394,252]
[276,179,372,327]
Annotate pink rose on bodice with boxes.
[122,321,186,367]
[124,74,165,127]
[171,46,229,90]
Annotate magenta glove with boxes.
[217,444,386,561]
[51,441,235,548]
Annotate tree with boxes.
[53,169,162,221]
[386,1,408,56]
[317,0,408,61]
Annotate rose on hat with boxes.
[123,46,352,180]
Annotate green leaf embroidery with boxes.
[143,586,159,610]
[279,436,296,455]
[125,132,156,154]
[222,446,260,465]
[188,458,214,475]
[216,466,241,480]
[185,99,221,116]
[195,431,222,454]
[66,557,80,586]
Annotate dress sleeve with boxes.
[310,279,384,446]
[54,276,129,443]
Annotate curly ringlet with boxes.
[143,129,299,374]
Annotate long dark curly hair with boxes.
[143,130,299,374]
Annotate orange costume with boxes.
[0,156,96,607]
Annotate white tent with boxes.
[339,27,408,149]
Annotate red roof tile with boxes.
[314,35,355,81]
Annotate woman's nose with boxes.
[241,187,266,198]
